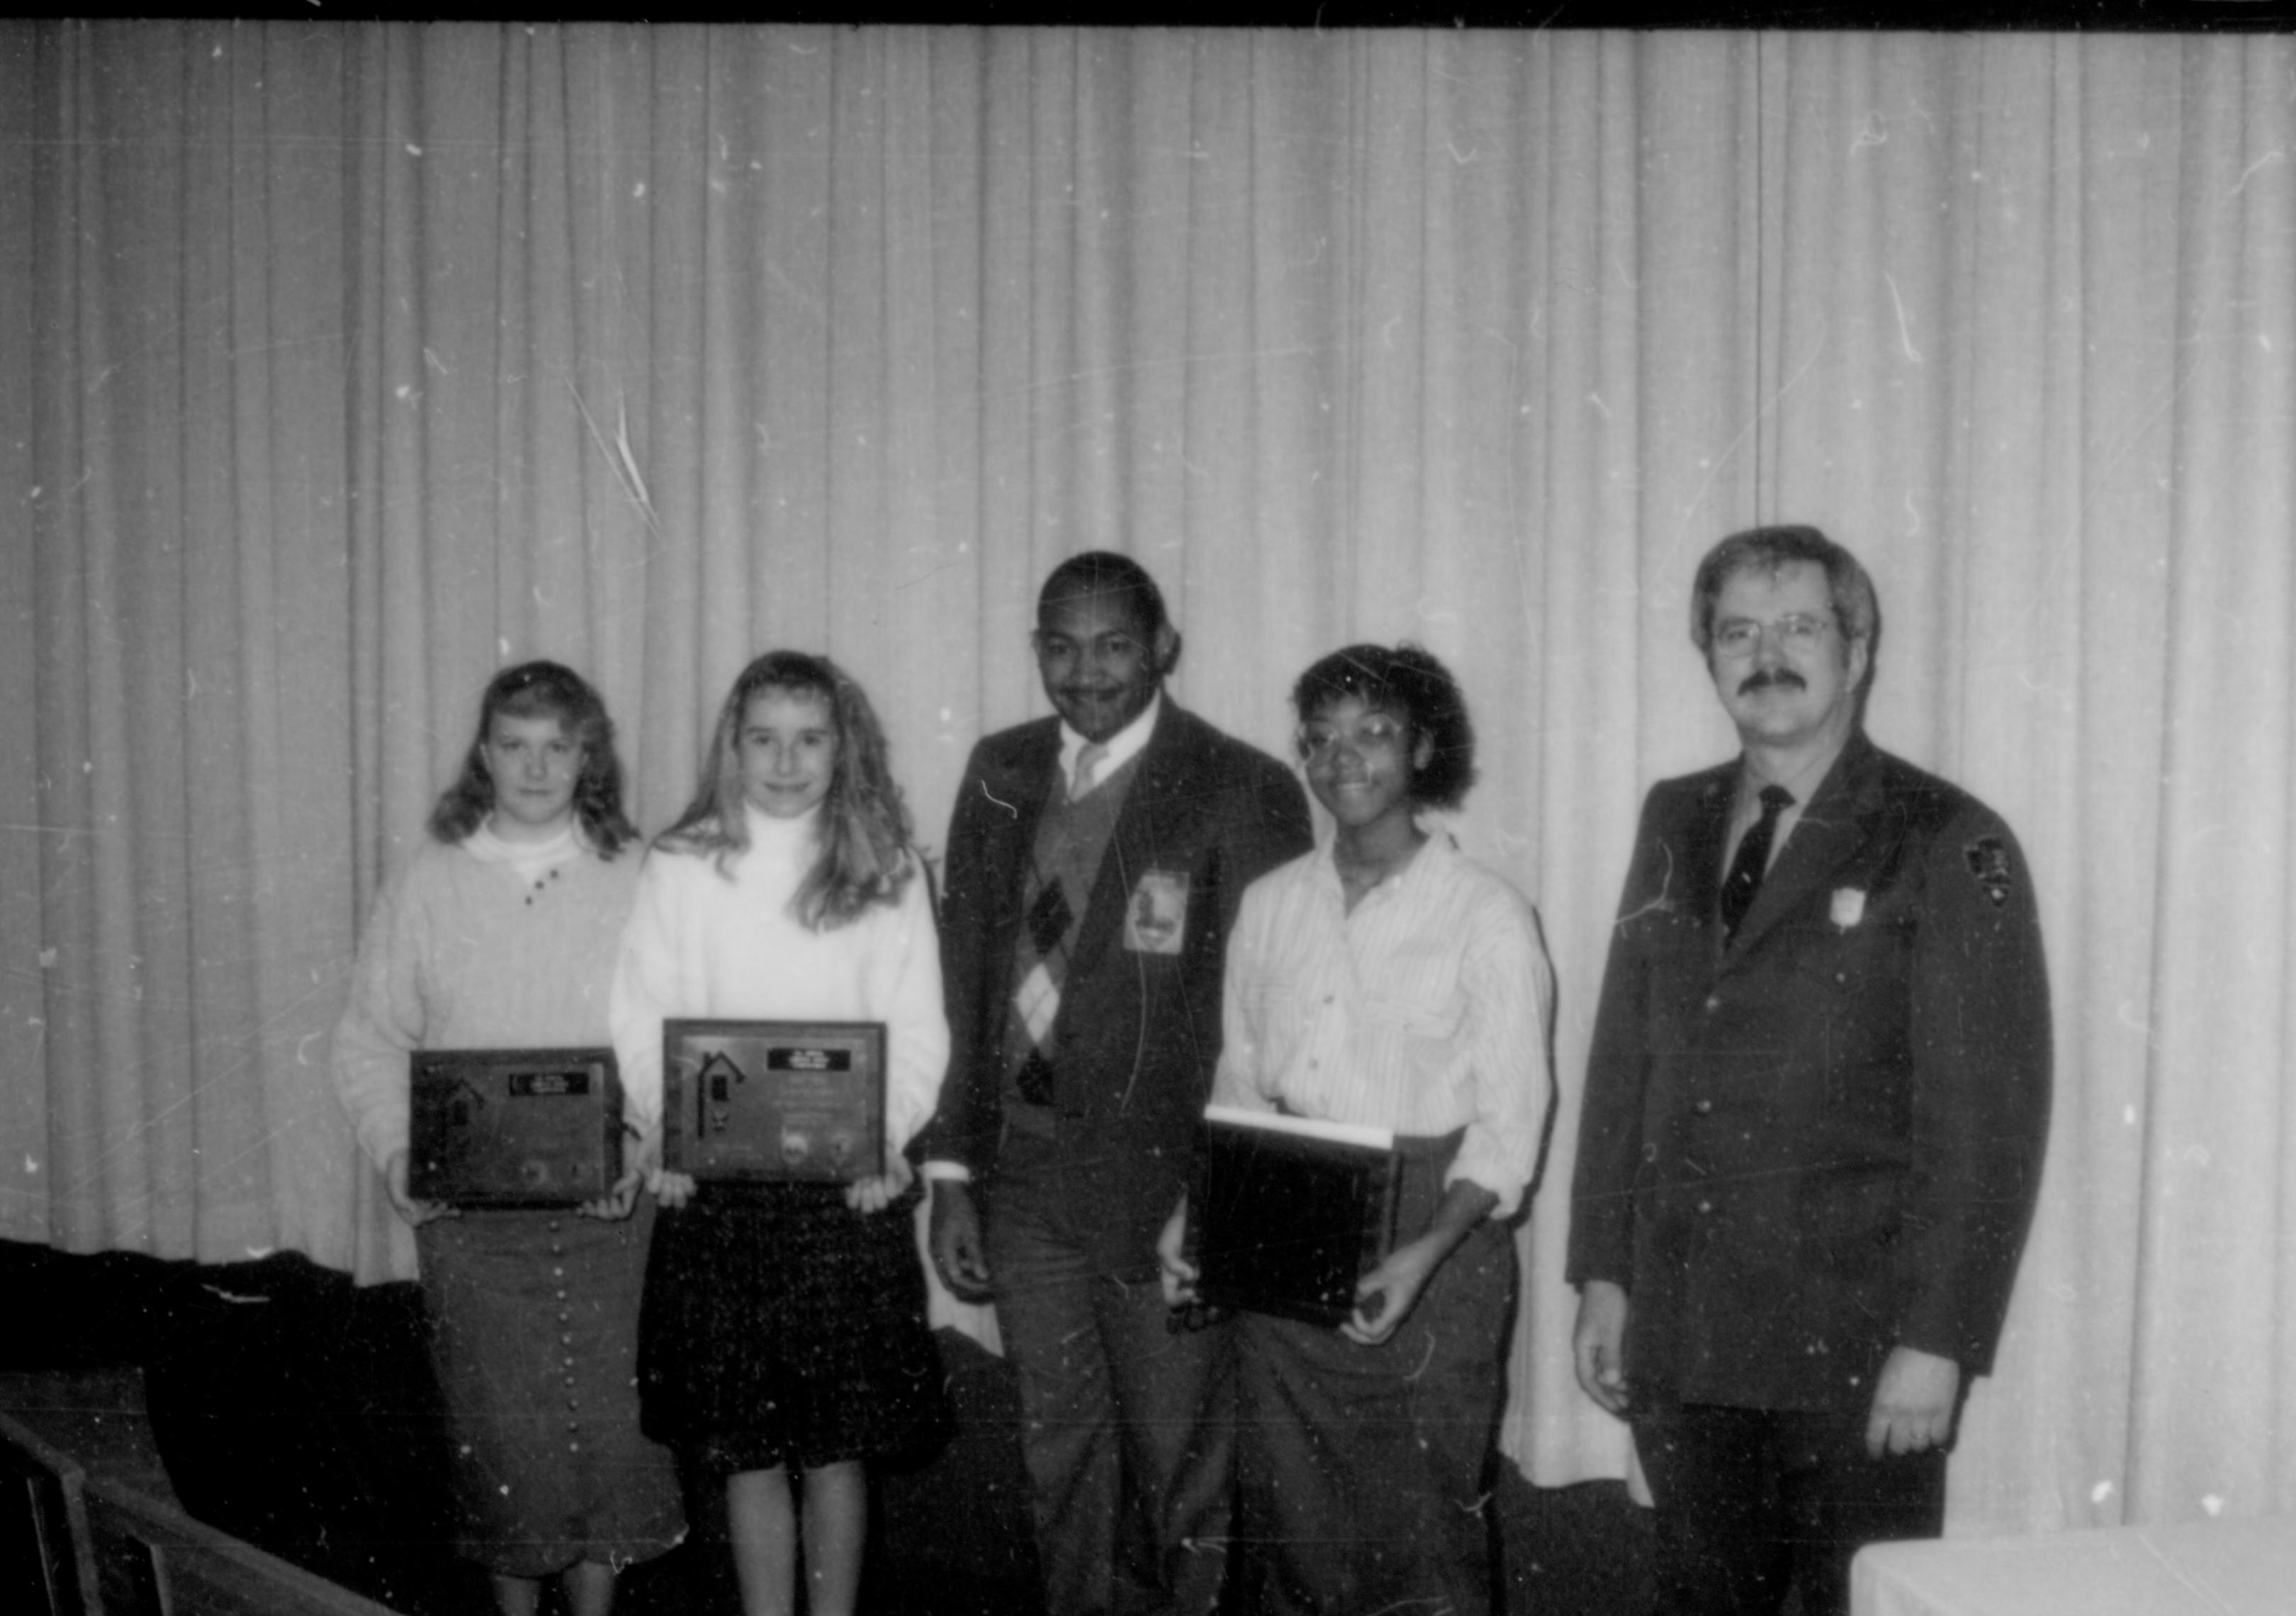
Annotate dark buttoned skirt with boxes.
[417,1200,686,1578]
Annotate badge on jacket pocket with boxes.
[1124,870,1190,955]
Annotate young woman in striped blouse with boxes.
[1161,643,1554,1616]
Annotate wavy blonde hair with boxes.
[658,651,915,929]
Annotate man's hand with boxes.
[929,1179,994,1302]
[844,1150,915,1215]
[653,1170,699,1209]
[1157,1196,1198,1307]
[1572,1279,1633,1416]
[383,1150,456,1228]
[1865,1346,1960,1459]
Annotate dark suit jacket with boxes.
[1566,732,2051,1412]
[920,700,1312,1279]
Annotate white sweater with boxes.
[609,806,950,1160]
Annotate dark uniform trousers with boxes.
[1635,1403,1945,1616]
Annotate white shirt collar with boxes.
[1058,690,1161,796]
[1312,821,1451,903]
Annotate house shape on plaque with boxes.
[697,1048,748,1131]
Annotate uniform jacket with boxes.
[1566,732,2051,1411]
[920,700,1312,1278]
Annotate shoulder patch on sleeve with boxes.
[1964,835,2014,907]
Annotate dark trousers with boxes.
[984,1133,1233,1616]
[1633,1401,1947,1616]
[1233,1224,1511,1615]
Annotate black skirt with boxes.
[636,1180,945,1474]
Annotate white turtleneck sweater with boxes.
[608,804,949,1159]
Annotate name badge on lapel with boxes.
[1830,887,1867,930]
[1125,870,1191,955]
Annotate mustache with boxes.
[1737,668,1807,696]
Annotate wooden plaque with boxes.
[407,1048,623,1208]
[662,1019,887,1184]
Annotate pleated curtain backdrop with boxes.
[4,21,2292,1533]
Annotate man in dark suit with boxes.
[1567,525,2052,1616]
[921,551,1312,1616]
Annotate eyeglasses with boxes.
[1710,613,1835,658]
[1296,714,1411,761]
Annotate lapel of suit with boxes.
[1678,770,1734,938]
[1722,732,1882,962]
[990,722,1062,923]
[1067,702,1193,982]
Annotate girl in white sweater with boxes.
[612,650,947,1616]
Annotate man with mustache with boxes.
[920,551,1310,1616]
[1566,527,2052,1616]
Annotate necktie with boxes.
[1718,785,1793,941]
[1071,741,1108,801]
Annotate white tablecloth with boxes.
[1852,1516,2296,1616]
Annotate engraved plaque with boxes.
[662,1019,887,1184]
[407,1048,623,1208]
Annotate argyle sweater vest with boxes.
[1000,753,1140,1121]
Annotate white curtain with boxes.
[4,21,2292,1533]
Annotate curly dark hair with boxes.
[1290,643,1477,812]
[428,661,638,855]
[658,649,916,930]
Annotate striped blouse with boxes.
[1209,830,1554,1218]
